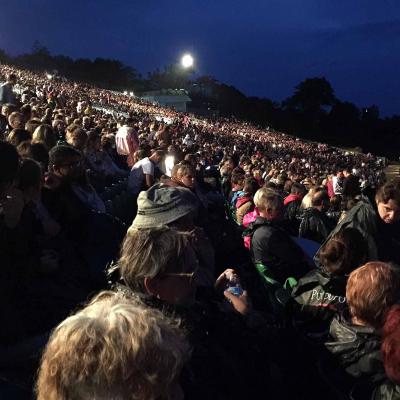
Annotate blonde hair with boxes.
[254,187,282,213]
[32,124,57,149]
[119,226,189,290]
[36,291,189,400]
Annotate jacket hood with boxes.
[284,193,302,206]
[325,314,382,378]
[236,195,253,208]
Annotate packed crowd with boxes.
[1,63,399,400]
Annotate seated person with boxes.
[315,179,400,266]
[324,262,400,392]
[249,187,308,283]
[36,291,189,400]
[292,228,367,333]
[44,145,105,236]
[168,161,210,221]
[283,182,306,235]
[85,130,127,179]
[227,169,245,208]
[43,146,120,286]
[299,189,336,244]
[65,124,87,152]
[32,124,57,150]
[114,224,273,399]
[127,183,214,285]
[235,177,259,226]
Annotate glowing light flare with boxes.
[181,54,194,69]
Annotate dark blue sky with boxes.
[1,0,400,116]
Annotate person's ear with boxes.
[144,276,160,297]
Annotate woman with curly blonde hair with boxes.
[36,291,189,400]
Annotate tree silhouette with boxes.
[284,77,336,113]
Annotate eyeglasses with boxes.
[162,269,198,285]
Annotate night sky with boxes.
[1,0,400,116]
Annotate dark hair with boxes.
[30,143,50,170]
[264,181,277,189]
[329,195,342,211]
[86,130,101,149]
[49,145,81,170]
[320,228,367,276]
[291,182,305,195]
[25,119,42,135]
[376,179,400,205]
[17,158,42,192]
[231,171,245,186]
[283,179,293,194]
[7,73,17,82]
[243,177,259,196]
[20,104,31,120]
[311,189,329,207]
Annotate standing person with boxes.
[326,174,335,198]
[0,73,17,106]
[315,179,400,266]
[128,149,165,197]
[333,170,344,196]
[115,118,140,167]
[342,167,361,199]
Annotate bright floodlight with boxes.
[46,74,53,80]
[181,54,194,68]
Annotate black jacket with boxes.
[113,284,281,400]
[250,216,308,283]
[325,314,384,381]
[284,198,302,235]
[299,208,335,244]
[343,174,361,198]
[315,198,400,266]
[292,269,347,334]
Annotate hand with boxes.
[215,268,240,289]
[224,289,250,315]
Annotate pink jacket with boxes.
[242,207,260,249]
